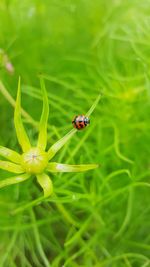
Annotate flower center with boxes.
[21,147,48,174]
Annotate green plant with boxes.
[0,77,100,198]
[0,1,150,266]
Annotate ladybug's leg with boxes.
[72,116,77,124]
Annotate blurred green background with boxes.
[0,0,150,266]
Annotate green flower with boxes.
[0,77,101,198]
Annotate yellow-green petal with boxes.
[36,173,53,197]
[14,77,31,152]
[47,162,99,173]
[0,146,21,164]
[48,128,76,160]
[37,78,49,150]
[0,160,24,174]
[0,173,30,189]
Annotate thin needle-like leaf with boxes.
[86,93,102,117]
[30,209,50,267]
[48,93,101,160]
[0,146,21,164]
[36,173,53,197]
[0,174,30,189]
[113,124,133,164]
[47,162,99,173]
[14,77,31,152]
[37,78,49,150]
[0,160,24,173]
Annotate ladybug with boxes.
[72,115,90,130]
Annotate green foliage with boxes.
[0,0,150,266]
[0,77,98,198]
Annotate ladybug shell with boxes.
[72,115,90,130]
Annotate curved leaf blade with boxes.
[36,173,53,197]
[0,174,30,189]
[47,162,99,173]
[48,128,76,160]
[0,146,21,164]
[14,77,31,152]
[37,78,49,150]
[0,160,24,174]
[86,93,102,117]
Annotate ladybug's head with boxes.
[84,117,90,125]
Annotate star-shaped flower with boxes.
[0,77,100,197]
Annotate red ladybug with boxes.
[72,115,90,130]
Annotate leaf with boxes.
[0,80,38,127]
[47,162,99,173]
[0,160,24,174]
[48,128,76,160]
[86,93,102,117]
[37,77,49,150]
[0,146,21,164]
[113,124,134,164]
[0,174,30,189]
[14,77,31,152]
[36,173,53,197]
[47,93,102,160]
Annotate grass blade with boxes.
[86,93,102,116]
[30,209,51,267]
